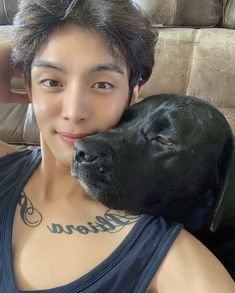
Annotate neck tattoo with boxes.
[18,191,140,235]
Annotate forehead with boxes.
[32,24,128,75]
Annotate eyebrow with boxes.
[90,64,125,75]
[32,61,65,73]
[32,61,125,75]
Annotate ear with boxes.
[210,136,234,232]
[129,83,143,105]
[22,74,32,102]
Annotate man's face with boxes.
[26,25,141,167]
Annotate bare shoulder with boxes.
[148,229,235,293]
[0,140,17,158]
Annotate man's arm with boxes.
[0,40,30,157]
[148,229,235,292]
[0,40,29,103]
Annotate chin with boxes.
[61,149,74,164]
[41,135,74,168]
[52,147,73,168]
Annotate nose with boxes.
[62,84,89,122]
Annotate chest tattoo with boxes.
[18,192,139,235]
[18,191,43,227]
[47,210,139,235]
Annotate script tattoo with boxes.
[47,210,140,235]
[18,191,43,227]
[17,193,139,234]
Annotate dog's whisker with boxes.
[109,183,120,201]
[107,180,124,203]
[112,179,128,201]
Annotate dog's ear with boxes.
[210,137,235,232]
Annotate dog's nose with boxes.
[74,134,116,166]
[74,140,99,163]
[75,149,98,163]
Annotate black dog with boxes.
[71,94,235,278]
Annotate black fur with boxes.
[72,94,235,278]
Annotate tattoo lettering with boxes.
[17,193,139,234]
[18,192,43,227]
[47,210,139,235]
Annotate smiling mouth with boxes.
[57,132,91,145]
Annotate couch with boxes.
[0,0,235,146]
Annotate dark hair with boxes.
[11,0,157,93]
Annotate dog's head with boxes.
[72,94,234,232]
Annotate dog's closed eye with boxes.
[151,136,174,146]
[141,130,174,146]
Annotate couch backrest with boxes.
[135,0,235,134]
[134,0,235,29]
[0,0,235,146]
[134,0,222,27]
[140,27,235,133]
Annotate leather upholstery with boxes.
[0,0,235,146]
[0,0,18,25]
[140,27,235,132]
[133,0,222,27]
[223,0,235,28]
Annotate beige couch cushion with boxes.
[134,0,222,27]
[140,28,235,133]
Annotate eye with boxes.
[142,130,174,146]
[92,82,113,89]
[150,136,174,146]
[41,79,62,88]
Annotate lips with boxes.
[57,132,91,145]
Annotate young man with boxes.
[0,0,234,292]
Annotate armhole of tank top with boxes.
[134,223,183,292]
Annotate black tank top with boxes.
[0,149,183,292]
